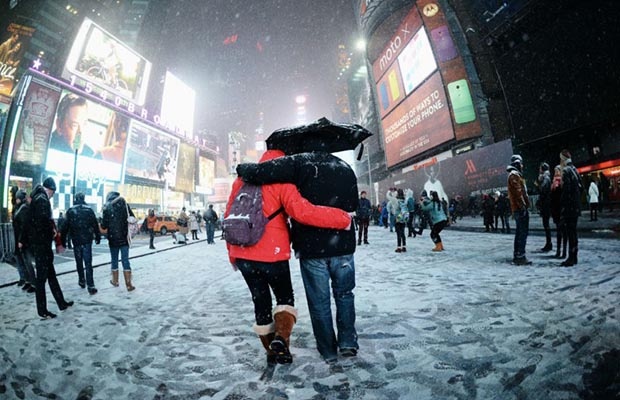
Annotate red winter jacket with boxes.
[226,150,352,264]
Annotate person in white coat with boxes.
[588,180,599,221]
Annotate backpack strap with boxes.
[267,206,284,220]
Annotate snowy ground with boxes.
[0,226,619,399]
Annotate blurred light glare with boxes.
[355,39,366,52]
[295,95,306,104]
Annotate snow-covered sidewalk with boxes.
[0,226,618,399]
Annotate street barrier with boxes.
[0,223,15,263]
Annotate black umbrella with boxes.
[265,117,373,159]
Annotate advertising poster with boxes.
[196,156,215,194]
[379,139,513,200]
[382,71,453,167]
[160,71,195,138]
[124,120,179,186]
[45,89,130,181]
[62,18,151,105]
[398,27,437,95]
[175,143,196,194]
[0,96,10,152]
[12,80,61,165]
[0,22,35,96]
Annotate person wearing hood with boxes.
[355,191,371,245]
[60,192,101,295]
[588,178,599,222]
[101,191,135,291]
[29,177,74,319]
[537,162,553,251]
[236,138,360,364]
[227,149,352,365]
[559,149,583,267]
[405,189,416,237]
[507,155,531,265]
[420,190,448,251]
[386,188,399,233]
[12,189,36,293]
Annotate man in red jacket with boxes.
[226,149,352,365]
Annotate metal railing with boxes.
[0,223,15,263]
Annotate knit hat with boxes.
[42,177,56,191]
[510,154,523,166]
[74,192,85,204]
[560,149,571,162]
[540,162,549,171]
[15,190,27,202]
[420,190,428,197]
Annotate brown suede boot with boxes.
[432,242,442,252]
[123,271,135,291]
[254,323,276,364]
[270,305,297,364]
[110,270,119,287]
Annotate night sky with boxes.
[151,0,358,136]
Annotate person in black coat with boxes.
[537,162,553,252]
[236,140,359,363]
[29,178,73,319]
[12,190,36,292]
[61,192,101,294]
[559,150,582,267]
[101,191,136,291]
[356,191,371,245]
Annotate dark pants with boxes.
[149,228,155,247]
[357,217,369,243]
[512,210,529,260]
[206,223,216,243]
[237,259,294,326]
[590,203,598,221]
[541,209,552,248]
[15,247,36,284]
[563,217,579,262]
[555,222,567,256]
[31,243,67,316]
[395,222,406,247]
[430,220,448,244]
[73,243,94,288]
[407,212,415,236]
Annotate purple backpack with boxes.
[223,183,282,246]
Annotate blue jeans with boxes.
[206,223,216,243]
[300,254,358,361]
[512,209,529,259]
[73,243,95,288]
[110,245,131,271]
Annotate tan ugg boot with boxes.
[270,305,297,364]
[110,270,119,287]
[432,242,442,252]
[254,323,276,364]
[123,270,135,291]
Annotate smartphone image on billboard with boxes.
[431,25,458,63]
[447,79,476,124]
[379,82,389,111]
[388,70,401,102]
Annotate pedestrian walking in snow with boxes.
[146,209,157,249]
[394,189,409,252]
[550,165,567,259]
[227,149,352,365]
[537,162,553,252]
[12,189,36,293]
[588,179,599,221]
[482,193,495,232]
[405,189,417,237]
[507,155,531,265]
[101,191,136,291]
[420,190,448,251]
[356,191,371,245]
[203,204,218,244]
[189,211,199,240]
[559,149,582,267]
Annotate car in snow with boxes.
[153,215,178,236]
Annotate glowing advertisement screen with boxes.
[381,71,453,167]
[175,143,196,194]
[160,71,195,138]
[124,120,179,187]
[45,90,130,181]
[12,80,61,165]
[62,18,151,105]
[196,156,215,194]
[0,23,35,96]
[398,27,437,96]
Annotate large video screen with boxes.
[62,18,151,105]
[196,156,215,194]
[160,71,195,138]
[12,80,61,165]
[124,120,179,187]
[175,143,196,193]
[398,27,437,96]
[0,22,35,96]
[44,90,130,181]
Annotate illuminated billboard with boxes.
[12,80,61,165]
[196,156,215,194]
[160,71,195,138]
[398,27,437,95]
[44,90,130,181]
[175,143,196,193]
[62,18,151,105]
[124,120,179,187]
[0,23,35,96]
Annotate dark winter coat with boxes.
[560,163,582,219]
[356,197,372,220]
[61,197,101,247]
[538,171,552,214]
[101,192,133,248]
[29,185,55,245]
[237,151,357,259]
[203,208,218,224]
[507,165,530,212]
[12,202,32,249]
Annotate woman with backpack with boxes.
[394,189,409,252]
[225,149,352,366]
[420,190,449,251]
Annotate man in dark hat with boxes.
[12,189,36,292]
[61,192,101,294]
[356,191,371,245]
[507,155,531,265]
[203,204,218,244]
[537,162,553,252]
[30,177,73,319]
[559,149,582,267]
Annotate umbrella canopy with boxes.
[265,117,373,156]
